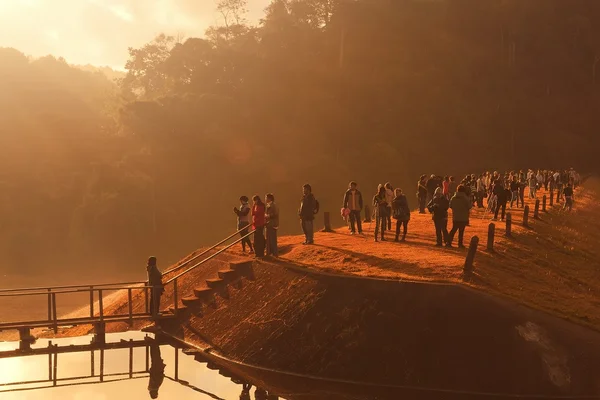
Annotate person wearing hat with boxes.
[146,257,164,318]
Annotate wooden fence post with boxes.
[534,199,540,219]
[523,205,530,227]
[463,236,479,280]
[322,212,333,232]
[505,212,512,237]
[364,205,371,223]
[487,223,495,252]
[542,195,547,212]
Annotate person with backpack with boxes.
[299,184,318,245]
[233,196,254,253]
[427,187,449,247]
[373,184,389,242]
[447,185,472,248]
[392,188,410,242]
[265,193,279,257]
[252,195,266,257]
[343,181,363,235]
[417,175,428,214]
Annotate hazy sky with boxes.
[0,0,270,68]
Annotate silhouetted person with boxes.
[148,342,165,399]
[509,177,519,208]
[448,176,458,199]
[447,185,471,248]
[343,181,363,235]
[563,184,574,211]
[492,180,508,221]
[234,196,253,253]
[373,184,388,242]
[442,176,450,199]
[265,193,279,257]
[392,188,410,242]
[299,184,317,245]
[255,387,268,400]
[384,182,394,230]
[147,257,164,319]
[476,174,486,208]
[426,174,438,203]
[427,187,449,247]
[417,175,427,213]
[252,195,266,258]
[518,174,526,208]
[240,383,252,400]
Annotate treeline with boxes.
[1,0,600,279]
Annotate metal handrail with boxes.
[0,281,148,294]
[165,229,256,284]
[162,225,252,276]
[0,285,152,297]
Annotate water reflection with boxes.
[148,342,165,399]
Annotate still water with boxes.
[0,332,266,400]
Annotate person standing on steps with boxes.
[234,196,253,253]
[252,195,266,258]
[563,183,574,211]
[343,181,363,235]
[427,187,449,247]
[146,257,164,319]
[299,184,317,245]
[384,182,394,230]
[392,188,410,242]
[447,185,472,248]
[417,175,428,214]
[373,184,389,242]
[265,193,279,257]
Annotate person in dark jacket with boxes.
[509,177,519,208]
[492,180,508,221]
[343,181,363,235]
[252,195,266,257]
[265,193,279,257]
[299,184,317,244]
[373,184,388,242]
[234,196,253,253]
[146,257,164,319]
[148,341,165,399]
[447,185,472,248]
[427,187,449,246]
[563,184,574,211]
[426,174,438,203]
[417,175,428,214]
[392,188,410,242]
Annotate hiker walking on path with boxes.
[492,179,508,221]
[417,175,428,214]
[373,184,389,242]
[146,256,164,319]
[427,187,449,247]
[392,188,410,242]
[563,183,574,211]
[509,177,520,208]
[343,181,363,235]
[476,174,486,208]
[299,184,317,245]
[234,196,253,253]
[426,175,438,204]
[265,193,279,257]
[385,182,394,230]
[448,176,458,200]
[252,195,266,257]
[447,185,472,248]
[529,173,538,199]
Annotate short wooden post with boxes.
[487,223,495,252]
[364,205,371,223]
[542,195,547,212]
[523,205,530,227]
[534,199,540,219]
[18,327,35,351]
[463,236,479,280]
[505,212,512,237]
[322,212,333,232]
[549,190,554,207]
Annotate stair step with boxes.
[194,354,209,363]
[219,369,233,378]
[217,269,238,281]
[206,278,225,289]
[206,361,219,370]
[230,260,253,272]
[183,348,201,355]
[193,287,214,301]
[181,296,201,306]
[168,305,188,314]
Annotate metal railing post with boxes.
[48,341,53,381]
[47,288,52,322]
[174,346,179,381]
[52,293,58,333]
[89,286,94,318]
[174,279,178,313]
[98,289,104,321]
[129,339,133,378]
[52,349,58,386]
[128,288,133,326]
[144,287,149,314]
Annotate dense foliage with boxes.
[1,0,599,277]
